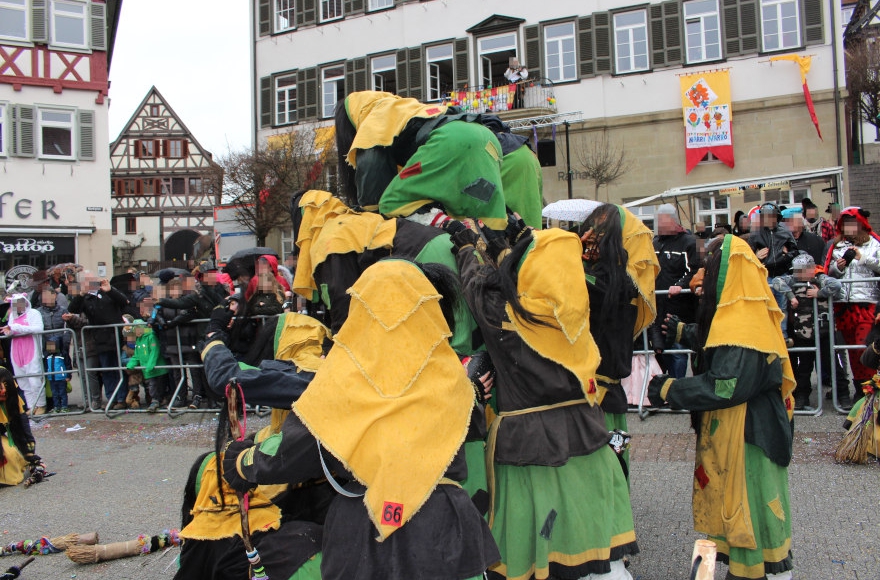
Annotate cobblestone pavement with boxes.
[0,408,875,579]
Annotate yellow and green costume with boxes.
[457,228,638,580]
[343,91,508,230]
[0,395,31,487]
[658,235,795,580]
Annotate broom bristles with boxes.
[66,540,141,564]
[48,532,98,551]
[835,394,877,464]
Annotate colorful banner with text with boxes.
[680,70,735,174]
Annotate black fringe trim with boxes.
[715,549,793,578]
[487,541,640,580]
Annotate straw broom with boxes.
[66,530,181,564]
[834,377,879,465]
[0,532,97,557]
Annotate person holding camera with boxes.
[824,206,880,408]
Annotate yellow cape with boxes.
[505,229,602,404]
[310,212,397,273]
[619,205,659,337]
[273,312,332,374]
[345,91,447,168]
[292,190,353,298]
[293,260,473,540]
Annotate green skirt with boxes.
[289,553,322,579]
[710,443,793,580]
[489,448,638,580]
[379,121,507,230]
[461,440,488,514]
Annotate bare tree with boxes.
[573,132,630,201]
[113,234,145,270]
[846,40,880,136]
[208,129,336,246]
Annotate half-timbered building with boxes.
[109,86,221,270]
[0,0,121,287]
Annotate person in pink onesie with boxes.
[1,293,45,414]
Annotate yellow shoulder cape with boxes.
[505,229,602,404]
[292,190,353,298]
[345,91,447,168]
[310,212,397,273]
[619,205,659,337]
[293,260,473,540]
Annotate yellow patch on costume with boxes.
[768,496,786,522]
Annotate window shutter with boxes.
[297,0,316,27]
[260,76,272,128]
[593,12,612,75]
[723,0,758,56]
[524,24,541,76]
[407,46,423,101]
[454,38,469,89]
[160,139,168,158]
[136,179,143,195]
[259,0,271,36]
[32,0,47,43]
[803,0,823,45]
[297,68,318,120]
[396,49,409,97]
[346,57,366,93]
[77,109,95,160]
[12,105,35,158]
[651,1,683,68]
[577,16,595,78]
[89,1,106,50]
[182,140,189,156]
[133,139,141,158]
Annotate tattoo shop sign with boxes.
[0,237,74,255]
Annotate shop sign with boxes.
[4,265,37,290]
[0,237,75,256]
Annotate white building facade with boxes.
[0,0,120,286]
[252,0,846,228]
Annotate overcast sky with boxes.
[108,0,252,157]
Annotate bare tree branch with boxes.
[846,40,880,131]
[208,130,337,246]
[572,132,630,201]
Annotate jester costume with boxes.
[583,205,658,476]
[652,235,795,580]
[457,228,638,580]
[341,91,508,230]
[0,370,37,487]
[222,261,498,579]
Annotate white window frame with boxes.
[371,53,396,92]
[320,0,342,23]
[321,65,345,118]
[684,0,721,63]
[0,103,7,157]
[696,193,729,228]
[0,0,29,43]
[426,43,453,101]
[477,32,518,87]
[275,0,295,32]
[368,0,393,11]
[544,22,577,83]
[37,106,76,160]
[613,10,649,74]
[275,74,297,125]
[760,0,801,52]
[50,0,88,49]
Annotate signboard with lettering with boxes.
[0,237,75,256]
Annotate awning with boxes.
[623,166,844,208]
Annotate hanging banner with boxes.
[680,70,735,174]
[768,54,822,140]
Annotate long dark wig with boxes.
[181,450,213,528]
[415,261,462,334]
[694,237,725,372]
[334,99,358,206]
[469,231,555,329]
[578,204,630,326]
[0,367,30,462]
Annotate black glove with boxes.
[208,307,234,334]
[222,439,256,493]
[504,212,530,246]
[648,325,666,354]
[444,220,480,250]
[647,374,670,408]
[663,314,683,350]
[197,330,229,353]
[24,452,41,466]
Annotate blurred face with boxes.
[182,278,196,293]
[135,326,145,337]
[45,341,56,354]
[805,207,818,220]
[256,259,271,275]
[202,271,218,286]
[139,275,150,288]
[738,215,751,233]
[760,212,777,229]
[657,213,679,235]
[12,298,26,315]
[229,300,239,314]
[785,217,803,236]
[794,266,812,281]
[842,218,859,237]
[41,289,56,307]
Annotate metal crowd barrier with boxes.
[633,278,877,419]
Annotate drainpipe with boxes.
[564,121,573,199]
[831,0,843,170]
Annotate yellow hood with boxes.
[620,205,659,337]
[292,190,353,298]
[293,260,473,540]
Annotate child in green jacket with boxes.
[126,320,169,412]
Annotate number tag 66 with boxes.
[381,501,404,527]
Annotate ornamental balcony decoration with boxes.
[440,78,557,116]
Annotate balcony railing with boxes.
[441,78,557,115]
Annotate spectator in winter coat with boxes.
[749,203,799,343]
[67,273,130,410]
[783,207,824,265]
[650,204,699,378]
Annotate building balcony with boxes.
[442,78,557,119]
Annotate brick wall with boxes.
[845,164,880,231]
